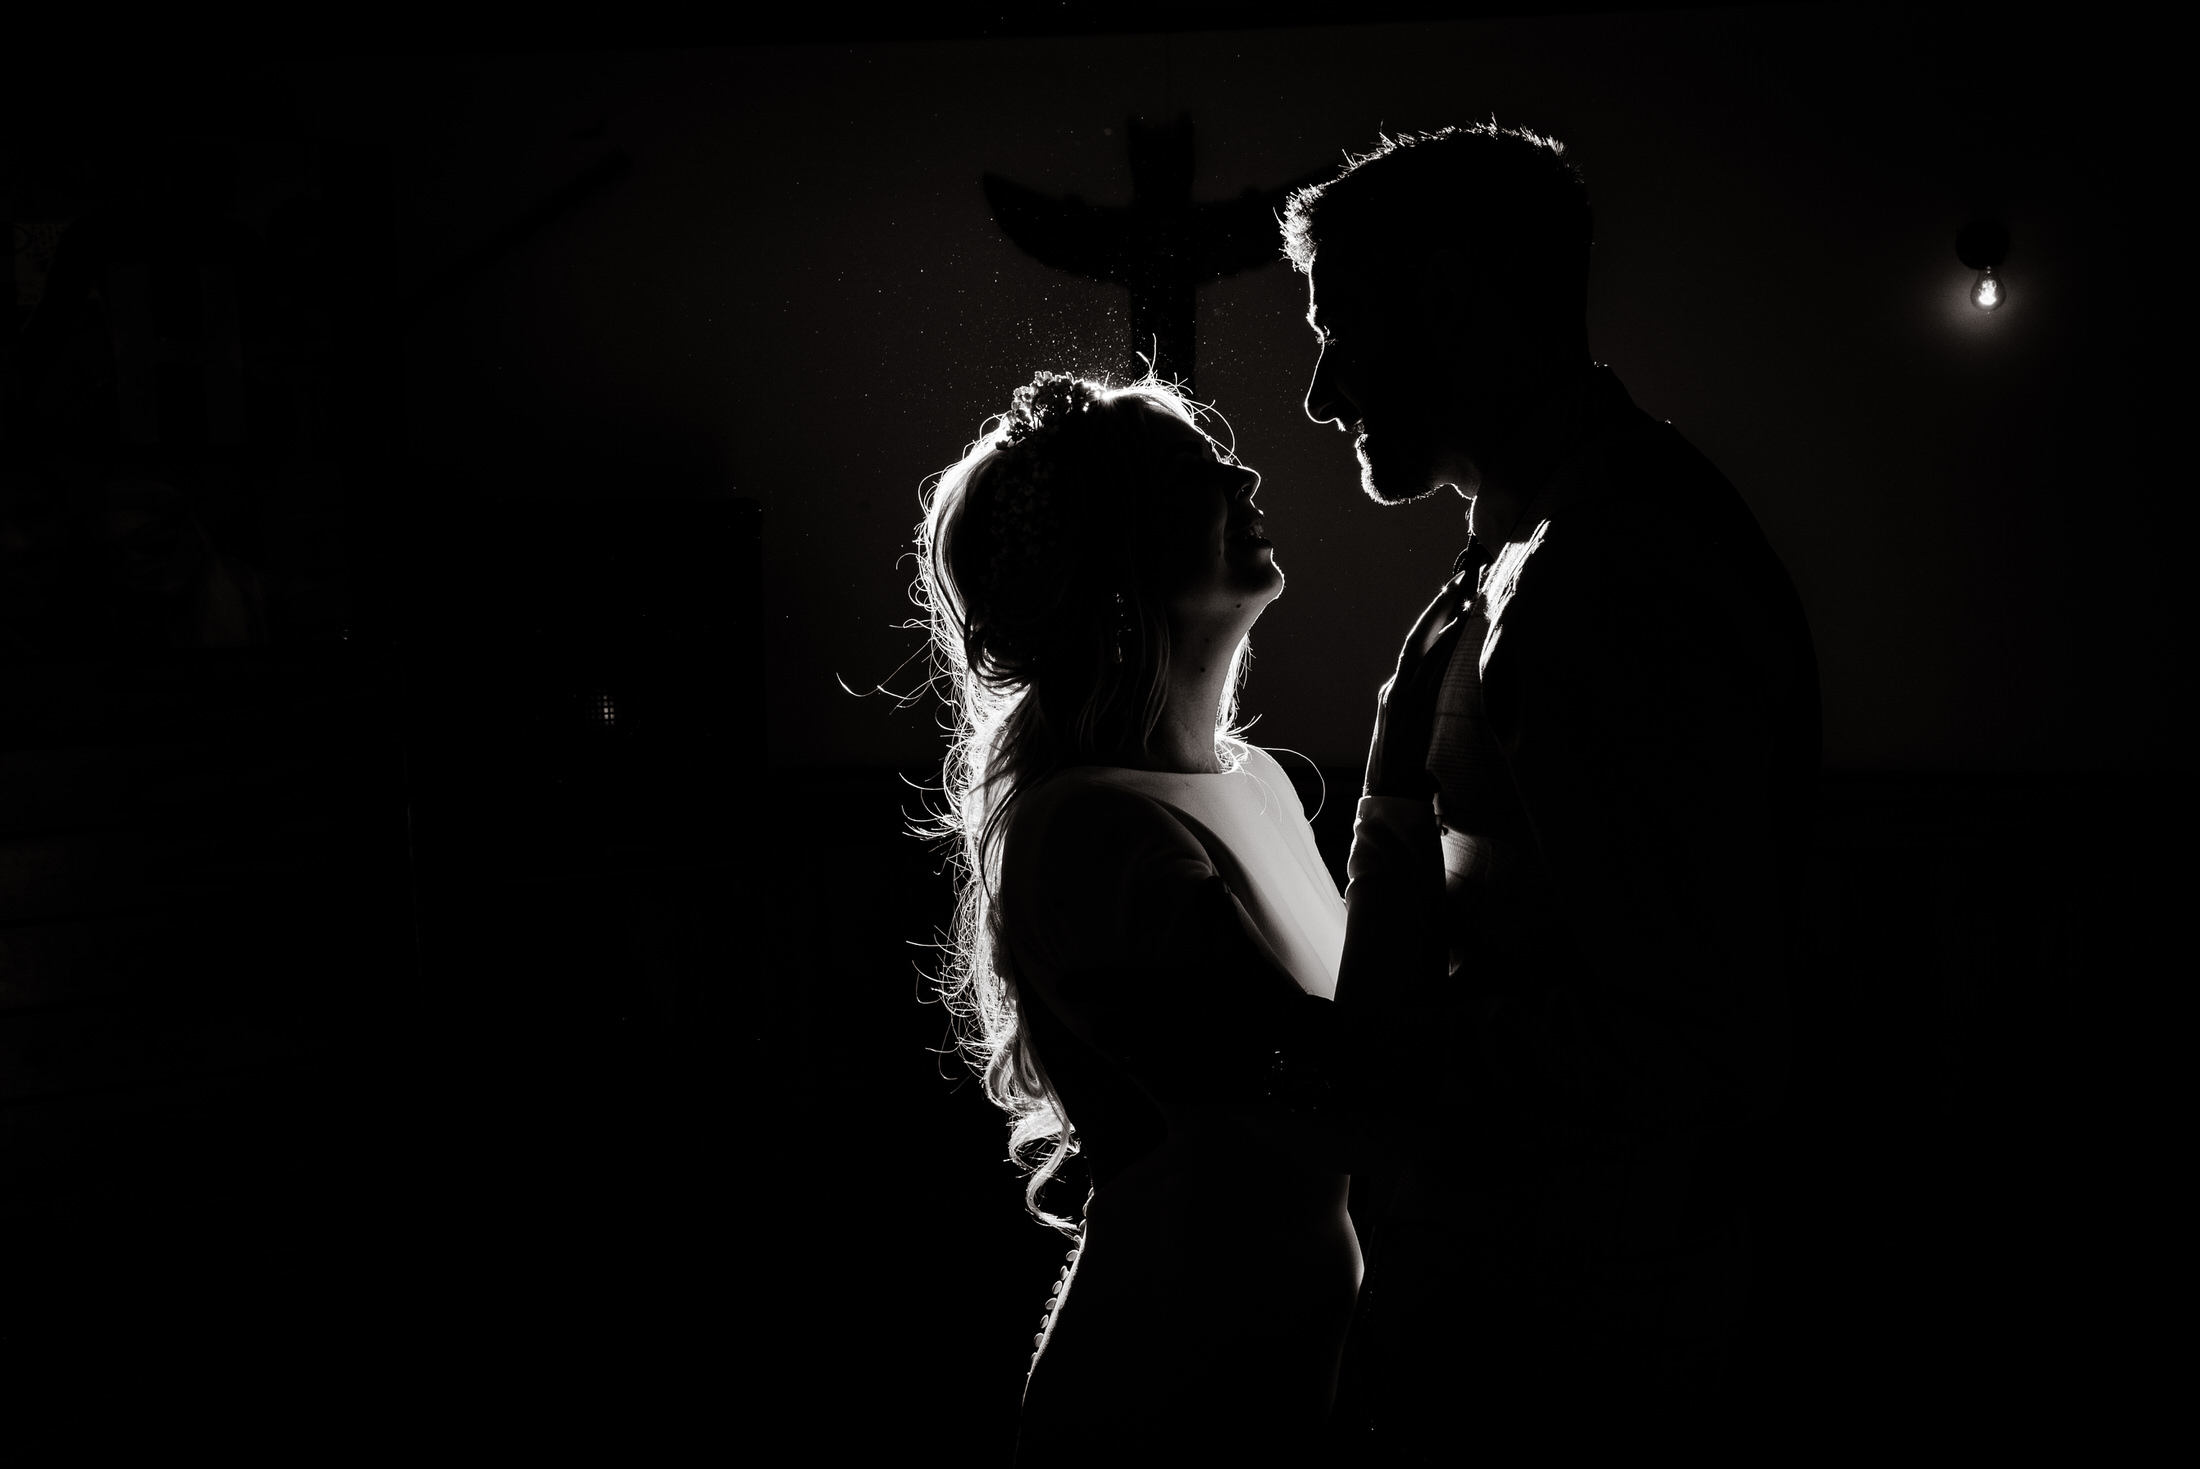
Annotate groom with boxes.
[1285,125,1822,1457]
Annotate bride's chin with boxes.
[1238,560,1284,598]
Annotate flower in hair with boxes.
[1002,372,1100,448]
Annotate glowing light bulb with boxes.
[1970,267,2004,311]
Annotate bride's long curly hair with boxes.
[912,372,1252,1235]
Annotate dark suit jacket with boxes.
[1341,365,1822,1261]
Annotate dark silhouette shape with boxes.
[8,140,262,456]
[1289,125,1823,1458]
[984,114,1324,392]
[1,140,302,653]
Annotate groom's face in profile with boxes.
[1304,244,1585,514]
[1302,259,1460,507]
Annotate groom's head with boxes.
[1283,123,1592,505]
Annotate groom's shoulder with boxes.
[1576,408,1732,510]
[1535,413,1753,559]
[1493,429,1744,624]
[1612,417,1743,508]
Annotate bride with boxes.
[915,373,1453,1463]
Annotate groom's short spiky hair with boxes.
[1281,121,1591,294]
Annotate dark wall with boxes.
[1,59,771,1453]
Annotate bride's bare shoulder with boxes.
[1234,743,1294,785]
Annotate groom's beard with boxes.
[1354,417,1447,506]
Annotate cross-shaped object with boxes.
[984,114,1326,396]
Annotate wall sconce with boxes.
[1957,220,2010,311]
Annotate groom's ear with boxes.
[1410,246,1477,344]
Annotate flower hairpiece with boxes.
[1000,371,1100,449]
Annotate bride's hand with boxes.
[1364,579,1467,800]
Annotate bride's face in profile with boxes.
[1137,407,1283,636]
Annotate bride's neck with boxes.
[1107,629,1238,776]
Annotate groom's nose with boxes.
[1304,346,1352,429]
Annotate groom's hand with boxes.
[1364,577,1468,800]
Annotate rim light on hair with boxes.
[910,371,1254,1235]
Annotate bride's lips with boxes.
[1227,516,1271,547]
